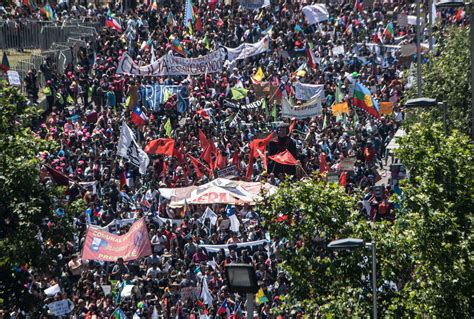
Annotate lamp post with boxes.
[225,264,259,319]
[416,0,423,97]
[327,238,377,319]
[404,97,448,133]
[435,0,473,141]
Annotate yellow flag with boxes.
[252,67,265,82]
[332,102,350,116]
[163,89,171,103]
[257,10,264,20]
[165,118,172,137]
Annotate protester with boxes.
[3,0,466,317]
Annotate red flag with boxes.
[246,144,256,181]
[306,45,317,69]
[188,154,205,179]
[215,149,227,169]
[198,128,209,149]
[319,152,329,174]
[232,151,240,172]
[195,14,202,32]
[209,0,217,11]
[339,171,347,187]
[201,141,217,172]
[455,9,465,22]
[250,133,274,158]
[45,165,70,186]
[268,150,298,166]
[289,118,297,134]
[145,138,175,156]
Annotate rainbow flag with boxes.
[171,38,188,57]
[352,82,380,119]
[383,21,394,39]
[41,3,55,21]
[167,12,176,31]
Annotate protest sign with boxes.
[117,49,226,76]
[225,36,270,61]
[238,0,270,10]
[180,287,201,301]
[7,71,21,86]
[44,284,61,296]
[340,157,356,171]
[217,165,239,178]
[142,85,189,113]
[294,82,325,101]
[281,96,322,119]
[81,218,152,262]
[102,285,111,296]
[199,239,268,255]
[48,300,71,316]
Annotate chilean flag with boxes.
[131,106,148,126]
[105,15,122,32]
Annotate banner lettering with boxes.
[238,0,270,10]
[225,36,270,61]
[117,49,226,76]
[142,85,189,113]
[81,218,152,262]
[281,96,322,119]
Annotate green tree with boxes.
[405,26,471,135]
[392,119,473,317]
[0,82,73,310]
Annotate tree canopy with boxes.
[0,81,72,309]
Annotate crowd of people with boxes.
[2,0,466,318]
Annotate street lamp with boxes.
[225,264,259,319]
[434,0,473,140]
[328,238,377,319]
[404,97,448,133]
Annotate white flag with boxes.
[200,277,213,305]
[302,4,329,25]
[117,123,150,175]
[201,207,218,226]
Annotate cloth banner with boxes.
[142,85,189,113]
[281,96,322,119]
[198,239,268,254]
[153,215,183,226]
[294,82,325,101]
[117,123,150,175]
[238,0,270,10]
[302,4,329,24]
[90,218,136,233]
[117,49,226,76]
[224,98,264,110]
[81,218,152,262]
[48,300,72,316]
[225,36,270,61]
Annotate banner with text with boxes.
[225,36,270,61]
[82,218,152,262]
[238,0,270,10]
[117,49,226,76]
[294,82,325,101]
[281,96,322,119]
[142,85,189,113]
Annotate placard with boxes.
[48,300,71,316]
[217,165,239,178]
[7,70,21,86]
[180,286,201,301]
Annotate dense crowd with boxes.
[2,0,467,318]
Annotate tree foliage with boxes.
[405,26,471,135]
[261,121,473,317]
[0,81,73,309]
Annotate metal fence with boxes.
[1,19,100,92]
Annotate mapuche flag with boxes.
[352,82,381,120]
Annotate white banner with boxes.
[198,239,268,254]
[239,0,270,10]
[225,36,270,61]
[302,4,329,24]
[48,300,72,317]
[294,82,325,101]
[117,49,226,76]
[117,123,149,175]
[281,96,322,119]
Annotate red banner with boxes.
[81,218,152,262]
